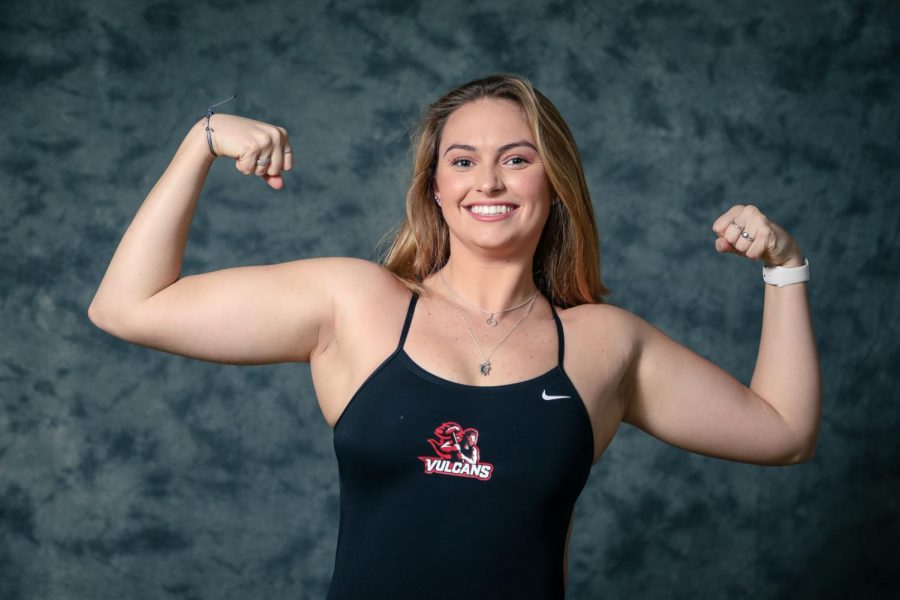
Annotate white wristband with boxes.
[762,258,810,287]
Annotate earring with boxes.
[434,194,441,206]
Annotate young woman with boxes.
[88,74,820,599]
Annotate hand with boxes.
[712,204,804,267]
[202,114,294,190]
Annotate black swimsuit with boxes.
[329,293,594,599]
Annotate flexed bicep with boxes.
[621,315,807,465]
[93,258,351,365]
[87,111,327,364]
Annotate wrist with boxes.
[197,94,236,161]
[776,254,805,268]
[762,257,810,287]
[182,121,217,166]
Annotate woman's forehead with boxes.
[440,98,533,149]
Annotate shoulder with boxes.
[280,257,409,299]
[279,256,395,280]
[555,302,643,372]
[552,302,644,446]
[298,257,412,320]
[289,258,411,360]
[557,302,645,393]
[276,257,411,336]
[557,302,642,351]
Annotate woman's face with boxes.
[433,98,552,259]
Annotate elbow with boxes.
[780,434,819,465]
[784,444,816,465]
[772,409,821,465]
[87,300,103,329]
[87,300,101,325]
[87,299,111,332]
[87,299,129,338]
[787,416,822,465]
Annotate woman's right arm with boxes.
[87,115,350,365]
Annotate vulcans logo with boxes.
[418,421,494,481]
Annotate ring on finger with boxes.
[730,220,744,231]
[283,148,292,155]
[740,230,755,242]
[256,157,271,167]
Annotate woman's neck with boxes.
[434,254,539,312]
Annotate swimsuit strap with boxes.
[397,292,419,351]
[549,304,565,366]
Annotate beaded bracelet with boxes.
[200,94,236,157]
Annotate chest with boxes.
[317,293,631,464]
[333,358,594,503]
[402,296,562,387]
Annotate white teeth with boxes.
[469,205,513,215]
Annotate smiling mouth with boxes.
[465,204,517,216]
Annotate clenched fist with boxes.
[712,205,804,267]
[202,114,293,190]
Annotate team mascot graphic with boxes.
[419,421,494,481]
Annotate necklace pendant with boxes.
[479,361,492,376]
[486,314,498,327]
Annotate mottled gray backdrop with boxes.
[2,0,898,598]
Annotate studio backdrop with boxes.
[2,1,898,598]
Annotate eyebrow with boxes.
[443,140,538,156]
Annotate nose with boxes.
[476,164,504,194]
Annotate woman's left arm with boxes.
[622,205,822,466]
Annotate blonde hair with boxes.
[381,74,609,307]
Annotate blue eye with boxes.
[505,156,528,166]
[452,158,473,168]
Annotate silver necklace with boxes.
[442,286,539,377]
[438,270,539,327]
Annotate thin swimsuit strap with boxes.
[549,303,565,366]
[397,292,565,368]
[396,292,419,351]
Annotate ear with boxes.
[431,181,442,206]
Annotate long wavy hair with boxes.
[381,74,609,307]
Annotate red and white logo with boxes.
[418,421,494,481]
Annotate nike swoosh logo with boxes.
[542,390,571,401]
